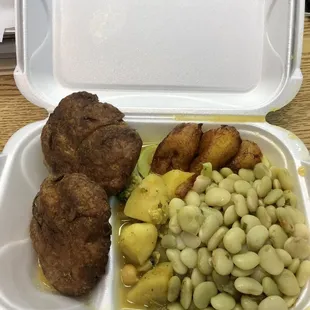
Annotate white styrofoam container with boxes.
[0,0,309,309]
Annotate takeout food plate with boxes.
[0,0,309,309]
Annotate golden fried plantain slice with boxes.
[151,123,203,175]
[190,125,241,173]
[227,139,262,172]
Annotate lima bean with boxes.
[258,199,265,207]
[212,170,224,184]
[192,176,212,194]
[241,295,258,310]
[283,191,297,208]
[288,258,300,274]
[193,282,217,309]
[168,276,182,302]
[169,214,182,235]
[293,223,309,239]
[247,225,269,252]
[274,269,300,296]
[254,163,271,179]
[231,266,255,277]
[247,188,259,213]
[224,205,238,226]
[228,173,242,181]
[277,168,294,191]
[276,207,294,234]
[253,180,261,191]
[256,207,272,229]
[241,215,261,233]
[185,191,201,207]
[270,166,280,180]
[261,155,271,168]
[239,169,255,183]
[234,277,263,295]
[161,234,177,249]
[180,248,198,269]
[220,167,233,177]
[212,248,234,276]
[234,180,252,197]
[275,249,292,267]
[233,252,260,270]
[208,226,229,251]
[169,198,185,218]
[258,245,284,275]
[273,179,282,189]
[284,237,310,259]
[296,260,310,287]
[167,249,188,275]
[223,227,246,254]
[256,176,272,198]
[191,268,206,288]
[176,235,186,250]
[258,296,288,310]
[180,277,193,309]
[178,206,202,235]
[276,196,285,208]
[205,188,231,208]
[283,296,298,308]
[233,194,248,217]
[200,207,223,226]
[269,224,288,249]
[263,189,283,205]
[219,178,235,193]
[167,303,185,310]
[265,206,277,224]
[251,266,269,284]
[206,183,218,193]
[285,205,305,224]
[211,292,236,310]
[181,232,201,249]
[197,248,213,275]
[232,221,241,228]
[199,215,220,244]
[262,277,281,296]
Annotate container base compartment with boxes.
[0,119,310,310]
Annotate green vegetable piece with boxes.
[137,145,158,178]
[201,162,213,178]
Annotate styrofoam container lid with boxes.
[14,0,304,116]
[2,1,309,310]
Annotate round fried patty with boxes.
[41,91,142,195]
[30,173,111,297]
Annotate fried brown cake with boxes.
[30,174,111,297]
[41,91,142,195]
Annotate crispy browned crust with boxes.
[30,174,111,297]
[151,123,203,175]
[227,139,262,172]
[78,124,142,194]
[41,91,142,195]
[190,125,241,173]
[175,174,198,199]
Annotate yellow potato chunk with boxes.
[127,262,173,306]
[162,170,195,199]
[119,223,158,265]
[124,174,169,224]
